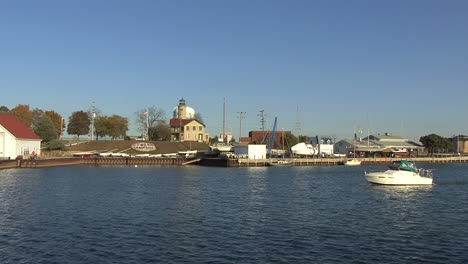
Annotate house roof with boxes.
[169,118,205,127]
[0,114,41,140]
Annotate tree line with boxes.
[0,104,460,153]
[1,104,65,142]
[0,104,178,142]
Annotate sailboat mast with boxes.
[353,125,356,158]
[269,117,278,156]
[222,97,226,143]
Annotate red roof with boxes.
[0,114,41,140]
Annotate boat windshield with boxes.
[389,160,417,173]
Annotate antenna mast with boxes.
[237,111,246,142]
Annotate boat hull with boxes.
[344,159,361,166]
[269,160,293,166]
[365,170,433,185]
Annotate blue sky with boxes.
[1,0,467,141]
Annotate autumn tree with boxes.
[11,104,33,127]
[32,108,58,142]
[135,106,166,137]
[45,110,65,138]
[148,122,171,141]
[67,111,91,140]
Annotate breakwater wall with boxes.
[236,156,468,167]
[0,157,187,169]
[1,156,467,169]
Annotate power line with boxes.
[258,110,267,132]
[295,106,302,137]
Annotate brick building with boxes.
[248,130,292,149]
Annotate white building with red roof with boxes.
[0,113,42,159]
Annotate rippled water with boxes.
[0,164,467,263]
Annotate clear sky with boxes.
[1,0,467,141]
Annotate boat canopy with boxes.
[390,160,417,173]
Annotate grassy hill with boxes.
[65,140,210,155]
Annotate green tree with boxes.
[11,104,33,127]
[94,115,128,140]
[94,116,110,140]
[45,110,65,138]
[0,106,9,113]
[46,140,66,150]
[32,108,58,142]
[283,133,299,148]
[420,134,455,153]
[67,111,91,140]
[107,115,128,139]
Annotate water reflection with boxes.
[368,184,433,199]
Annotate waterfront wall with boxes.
[237,156,468,167]
[0,157,187,169]
[1,156,468,169]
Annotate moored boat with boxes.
[365,160,433,185]
[269,160,293,166]
[344,159,361,166]
[210,142,233,152]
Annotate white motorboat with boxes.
[291,142,316,156]
[344,159,361,166]
[365,160,433,185]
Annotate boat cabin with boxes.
[389,160,417,173]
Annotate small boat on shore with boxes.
[269,160,293,166]
[210,142,233,152]
[365,160,433,185]
[344,159,361,166]
[73,152,97,157]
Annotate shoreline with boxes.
[1,156,468,169]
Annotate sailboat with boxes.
[344,126,361,166]
[209,97,233,153]
[268,117,293,166]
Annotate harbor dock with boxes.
[1,155,468,169]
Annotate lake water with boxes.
[0,164,467,263]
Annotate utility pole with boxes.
[258,110,266,132]
[237,112,246,142]
[295,106,302,140]
[258,110,268,144]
